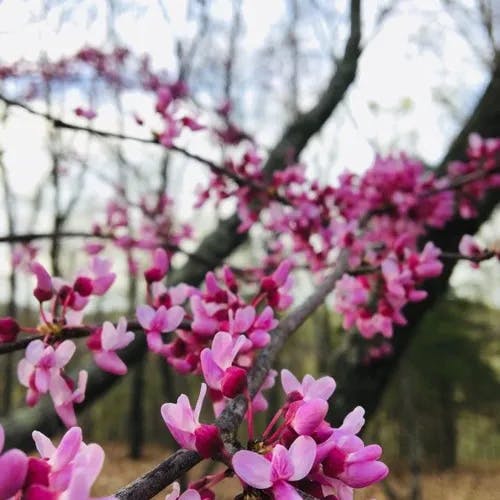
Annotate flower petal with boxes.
[281,369,301,395]
[232,450,273,489]
[289,436,317,481]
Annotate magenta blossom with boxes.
[49,370,87,428]
[17,340,76,407]
[165,483,201,500]
[161,382,205,451]
[161,383,223,458]
[0,317,20,343]
[200,331,247,394]
[30,426,115,499]
[281,369,336,402]
[87,256,116,295]
[74,107,97,119]
[232,435,317,499]
[315,407,389,491]
[87,318,135,375]
[144,248,169,283]
[31,262,54,302]
[136,304,185,354]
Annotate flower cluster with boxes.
[161,370,388,500]
[7,257,123,427]
[334,242,443,339]
[136,257,292,382]
[448,134,500,218]
[0,424,113,500]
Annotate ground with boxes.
[94,443,500,499]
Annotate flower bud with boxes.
[144,267,163,283]
[73,276,93,297]
[194,424,224,458]
[323,447,347,477]
[0,317,20,343]
[221,366,247,398]
[33,287,53,303]
[25,457,50,488]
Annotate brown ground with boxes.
[94,443,500,499]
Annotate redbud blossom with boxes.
[87,318,135,375]
[144,248,169,283]
[232,436,317,499]
[31,262,53,302]
[166,482,202,500]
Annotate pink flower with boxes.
[155,86,172,115]
[229,306,277,349]
[459,234,484,258]
[17,340,76,407]
[88,256,116,295]
[281,369,336,402]
[181,116,204,131]
[190,296,219,337]
[232,435,317,499]
[161,383,207,451]
[49,370,87,428]
[32,426,83,490]
[286,398,329,435]
[411,242,443,279]
[0,424,28,499]
[315,407,389,490]
[87,318,135,375]
[136,304,185,354]
[260,260,294,310]
[144,248,169,283]
[31,262,53,302]
[200,332,247,393]
[166,483,201,500]
[30,426,114,500]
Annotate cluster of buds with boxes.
[0,425,113,500]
